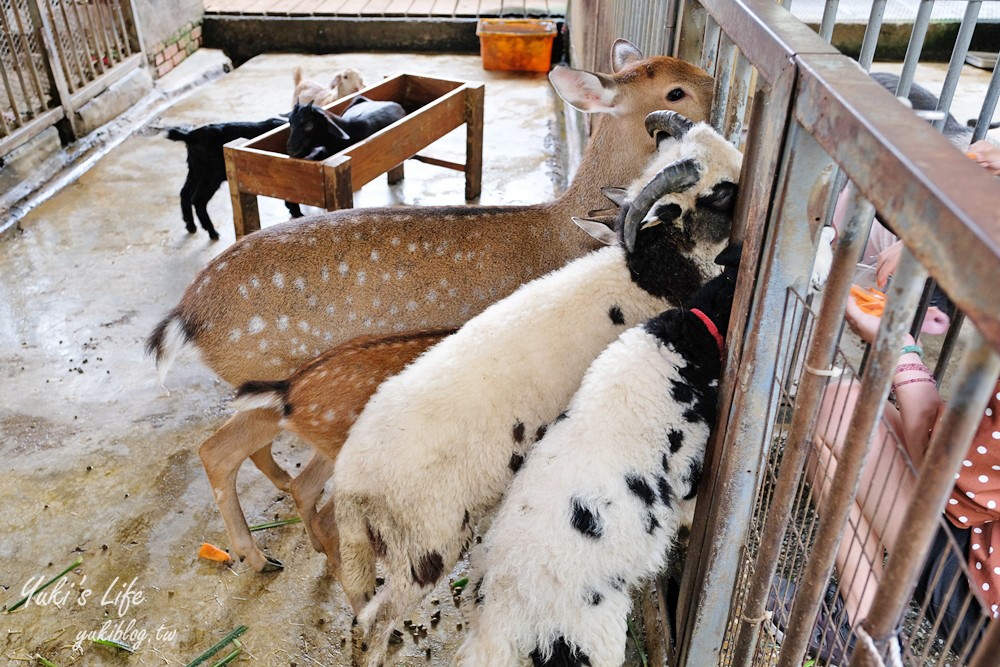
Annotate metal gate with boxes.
[571,1,1000,665]
[1,0,142,157]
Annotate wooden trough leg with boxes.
[224,138,261,238]
[323,154,354,211]
[464,82,485,201]
[387,163,405,184]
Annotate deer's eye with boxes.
[667,88,685,102]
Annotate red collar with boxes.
[690,308,724,359]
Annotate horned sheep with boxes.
[455,243,742,667]
[331,111,744,666]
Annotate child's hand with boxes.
[876,240,903,289]
[845,295,883,346]
[968,140,1000,177]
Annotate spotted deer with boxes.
[147,40,714,388]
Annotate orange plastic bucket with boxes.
[476,19,557,73]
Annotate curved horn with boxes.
[623,157,700,253]
[644,110,694,139]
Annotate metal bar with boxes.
[90,0,116,72]
[9,0,47,112]
[932,0,980,132]
[818,0,838,43]
[57,0,87,88]
[68,0,99,79]
[710,29,737,133]
[933,311,966,381]
[971,47,1000,143]
[730,182,874,667]
[856,0,886,72]
[795,56,1000,351]
[0,4,31,123]
[101,0,126,65]
[31,0,78,139]
[850,335,1000,666]
[112,0,133,58]
[775,247,929,667]
[894,0,934,98]
[42,1,76,95]
[969,613,1000,667]
[700,12,720,75]
[724,49,752,146]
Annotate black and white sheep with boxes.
[166,118,303,240]
[328,111,744,666]
[454,245,741,667]
[285,96,406,161]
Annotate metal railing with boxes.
[568,1,1000,665]
[1,0,143,158]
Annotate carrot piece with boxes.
[198,543,232,563]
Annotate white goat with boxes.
[292,66,366,107]
[330,112,744,666]
[455,245,742,667]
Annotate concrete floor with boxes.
[3,45,999,666]
[1,51,562,666]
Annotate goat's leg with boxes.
[191,175,225,241]
[179,173,197,233]
[289,452,336,552]
[336,498,378,613]
[247,443,292,491]
[356,577,428,667]
[199,409,284,572]
[285,201,304,218]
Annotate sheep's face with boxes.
[620,113,743,302]
[286,103,350,160]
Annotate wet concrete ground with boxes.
[3,47,998,666]
[1,51,563,666]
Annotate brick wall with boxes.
[148,21,203,79]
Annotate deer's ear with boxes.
[611,39,644,72]
[572,217,618,246]
[549,67,616,113]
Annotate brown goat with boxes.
[200,328,453,573]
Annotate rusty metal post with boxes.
[969,615,1000,667]
[774,248,930,667]
[849,335,1000,666]
[730,183,874,667]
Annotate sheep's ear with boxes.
[329,72,343,89]
[601,187,628,207]
[549,67,616,113]
[611,39,644,73]
[572,217,618,246]
[714,243,743,268]
[328,118,350,141]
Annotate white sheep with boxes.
[454,246,742,667]
[327,111,744,666]
[292,66,365,107]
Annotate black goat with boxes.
[286,96,406,161]
[166,118,303,241]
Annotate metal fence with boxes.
[1,0,142,157]
[572,1,1000,665]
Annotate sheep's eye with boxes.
[666,88,685,102]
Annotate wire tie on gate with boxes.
[739,610,769,624]
[853,624,904,667]
[804,364,843,377]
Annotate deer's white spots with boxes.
[298,321,310,333]
[460,303,471,316]
[249,277,261,289]
[396,270,405,280]
[321,266,330,282]
[270,357,283,366]
[272,273,285,289]
[406,300,418,312]
[363,318,373,328]
[258,340,269,351]
[408,243,417,253]
[346,295,353,306]
[382,272,391,282]
[339,262,349,277]
[427,290,438,303]
[324,331,333,341]
[373,298,381,308]
[353,231,362,241]
[376,319,388,328]
[348,312,357,322]
[326,305,336,316]
[389,305,399,316]
[248,316,266,334]
[228,329,242,342]
[370,250,380,262]
[454,252,464,263]
[448,288,458,298]
[323,409,336,422]
[307,296,317,307]
[277,315,290,331]
[215,261,228,271]
[309,403,319,412]
[357,271,367,286]
[390,237,400,246]
[238,284,249,299]
[393,322,405,331]
[294,277,306,292]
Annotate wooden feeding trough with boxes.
[223,73,485,238]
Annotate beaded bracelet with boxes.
[900,344,923,358]
[891,376,936,393]
[895,362,933,376]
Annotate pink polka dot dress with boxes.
[945,379,1000,617]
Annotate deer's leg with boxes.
[289,452,337,552]
[198,409,284,572]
